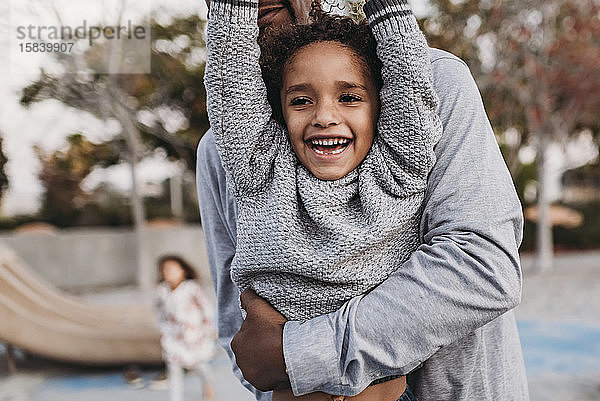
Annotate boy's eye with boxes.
[339,93,362,103]
[290,97,312,106]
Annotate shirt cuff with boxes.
[283,317,340,396]
[363,0,420,41]
[209,0,259,24]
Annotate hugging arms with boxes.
[197,60,528,399]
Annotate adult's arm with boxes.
[196,138,273,401]
[281,49,524,396]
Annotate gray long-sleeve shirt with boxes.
[197,33,529,401]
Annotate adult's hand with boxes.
[231,290,290,391]
[257,0,314,28]
[289,0,313,24]
[205,0,313,27]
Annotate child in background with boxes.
[154,255,215,401]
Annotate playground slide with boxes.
[0,241,162,365]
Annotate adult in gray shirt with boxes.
[196,0,530,399]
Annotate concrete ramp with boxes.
[0,241,162,365]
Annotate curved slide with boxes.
[0,241,162,365]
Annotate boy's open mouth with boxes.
[307,137,351,156]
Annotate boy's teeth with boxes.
[312,145,347,155]
[313,147,345,155]
[310,138,349,146]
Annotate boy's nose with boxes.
[312,102,340,128]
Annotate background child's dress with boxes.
[155,280,215,367]
[155,279,215,400]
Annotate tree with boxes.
[422,0,600,272]
[20,11,209,289]
[36,134,121,226]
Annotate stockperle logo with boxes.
[10,0,151,74]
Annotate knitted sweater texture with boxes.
[204,0,442,321]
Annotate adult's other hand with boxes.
[231,290,290,391]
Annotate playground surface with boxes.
[1,250,600,401]
[516,250,600,400]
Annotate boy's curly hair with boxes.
[258,4,382,125]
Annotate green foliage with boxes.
[144,179,200,223]
[135,15,209,169]
[35,133,200,227]
[76,191,133,227]
[0,214,37,231]
[554,201,600,250]
[522,201,600,252]
[514,162,537,206]
[35,134,121,227]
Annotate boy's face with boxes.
[281,41,378,181]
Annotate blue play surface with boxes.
[518,320,600,377]
[32,355,255,401]
[36,372,150,391]
[30,321,600,400]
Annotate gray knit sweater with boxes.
[204,0,442,321]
